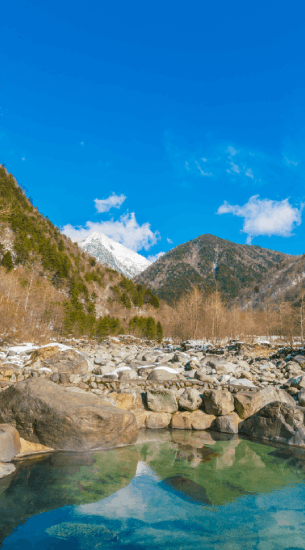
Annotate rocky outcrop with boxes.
[0,378,138,451]
[234,386,294,419]
[203,390,235,416]
[0,424,21,461]
[240,402,305,446]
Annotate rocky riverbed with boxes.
[1,336,305,478]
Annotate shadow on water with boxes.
[1,430,305,547]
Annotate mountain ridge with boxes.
[135,233,297,304]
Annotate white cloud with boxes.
[94,193,126,213]
[226,146,239,158]
[195,161,213,176]
[21,157,25,161]
[226,161,240,175]
[80,141,85,146]
[167,237,173,244]
[284,156,298,166]
[62,212,160,252]
[185,161,190,171]
[245,168,254,179]
[217,195,303,244]
[147,251,165,262]
[201,157,208,162]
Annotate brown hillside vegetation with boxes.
[173,285,305,344]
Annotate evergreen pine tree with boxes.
[146,317,157,340]
[156,321,163,342]
[2,251,13,272]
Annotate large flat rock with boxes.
[0,378,138,451]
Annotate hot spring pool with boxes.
[1,430,305,549]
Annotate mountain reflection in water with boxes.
[1,430,305,549]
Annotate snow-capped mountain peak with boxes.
[77,232,151,278]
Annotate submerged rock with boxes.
[0,378,138,451]
[45,522,120,546]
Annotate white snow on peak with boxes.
[77,231,152,279]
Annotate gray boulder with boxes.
[298,389,305,407]
[0,424,21,462]
[287,374,305,389]
[294,355,305,366]
[214,362,237,374]
[146,389,178,413]
[147,368,178,382]
[93,364,115,375]
[194,371,218,384]
[240,402,305,446]
[0,378,138,451]
[213,413,241,434]
[118,369,138,381]
[234,386,294,419]
[203,389,235,416]
[179,388,202,411]
[94,356,112,365]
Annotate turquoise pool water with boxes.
[1,430,305,549]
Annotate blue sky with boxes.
[1,0,305,260]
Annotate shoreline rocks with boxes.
[1,337,305,481]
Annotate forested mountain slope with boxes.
[135,234,296,304]
[0,165,165,341]
[235,253,305,309]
